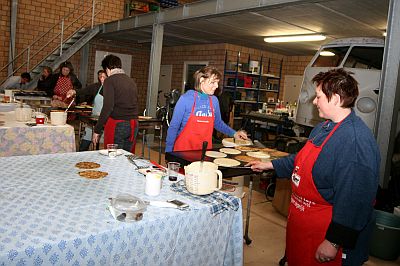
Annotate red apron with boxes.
[104,117,138,154]
[287,121,343,265]
[173,92,214,151]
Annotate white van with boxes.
[296,37,384,133]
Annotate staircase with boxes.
[1,0,104,88]
[27,26,100,88]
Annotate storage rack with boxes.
[222,51,282,125]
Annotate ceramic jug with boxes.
[184,161,223,195]
[15,106,34,122]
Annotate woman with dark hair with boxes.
[78,70,107,151]
[247,68,380,265]
[37,66,53,93]
[50,61,82,108]
[165,66,247,152]
[92,54,138,153]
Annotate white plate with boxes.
[247,151,271,162]
[246,151,271,159]
[222,137,252,147]
[205,151,227,158]
[213,158,241,167]
[99,149,124,156]
[219,148,241,155]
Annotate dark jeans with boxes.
[79,139,92,151]
[114,121,133,152]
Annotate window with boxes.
[312,46,349,67]
[343,46,384,70]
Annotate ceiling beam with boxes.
[101,0,327,34]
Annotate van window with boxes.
[312,46,349,67]
[343,46,384,70]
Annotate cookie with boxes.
[75,161,101,169]
[78,170,108,179]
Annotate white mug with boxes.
[50,111,67,126]
[145,172,163,196]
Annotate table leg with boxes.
[244,174,254,245]
[78,122,83,147]
[141,129,146,157]
[158,124,162,164]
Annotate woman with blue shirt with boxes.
[248,68,380,265]
[166,66,247,152]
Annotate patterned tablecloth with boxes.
[0,111,76,156]
[0,151,243,265]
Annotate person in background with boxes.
[36,66,53,93]
[50,61,82,108]
[92,54,138,152]
[77,70,106,105]
[0,72,31,92]
[165,66,247,152]
[78,70,107,151]
[247,68,380,265]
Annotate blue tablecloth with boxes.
[0,151,243,265]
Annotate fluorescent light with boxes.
[383,31,387,37]
[264,34,326,43]
[320,51,335,56]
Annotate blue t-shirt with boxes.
[165,90,236,152]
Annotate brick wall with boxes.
[161,43,226,91]
[0,0,125,82]
[284,55,314,76]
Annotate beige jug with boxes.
[184,161,223,195]
[15,106,34,122]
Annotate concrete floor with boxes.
[76,134,399,265]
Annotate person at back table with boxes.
[92,54,139,153]
[37,66,53,93]
[247,68,380,265]
[77,70,106,105]
[49,61,82,108]
[0,72,31,93]
[165,66,247,152]
[78,70,107,151]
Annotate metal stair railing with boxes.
[1,0,103,85]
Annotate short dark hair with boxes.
[97,69,106,75]
[101,54,122,71]
[21,72,31,82]
[43,66,52,74]
[312,68,359,108]
[193,66,221,91]
[58,61,74,73]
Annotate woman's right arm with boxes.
[165,96,187,152]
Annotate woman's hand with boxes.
[66,89,76,99]
[92,133,100,145]
[245,161,274,172]
[234,130,248,140]
[315,240,339,263]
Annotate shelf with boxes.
[223,51,282,109]
[260,89,279,93]
[235,100,262,104]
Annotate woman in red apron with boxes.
[92,54,138,153]
[50,61,82,108]
[165,66,247,152]
[247,68,380,265]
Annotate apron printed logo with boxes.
[291,166,301,187]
